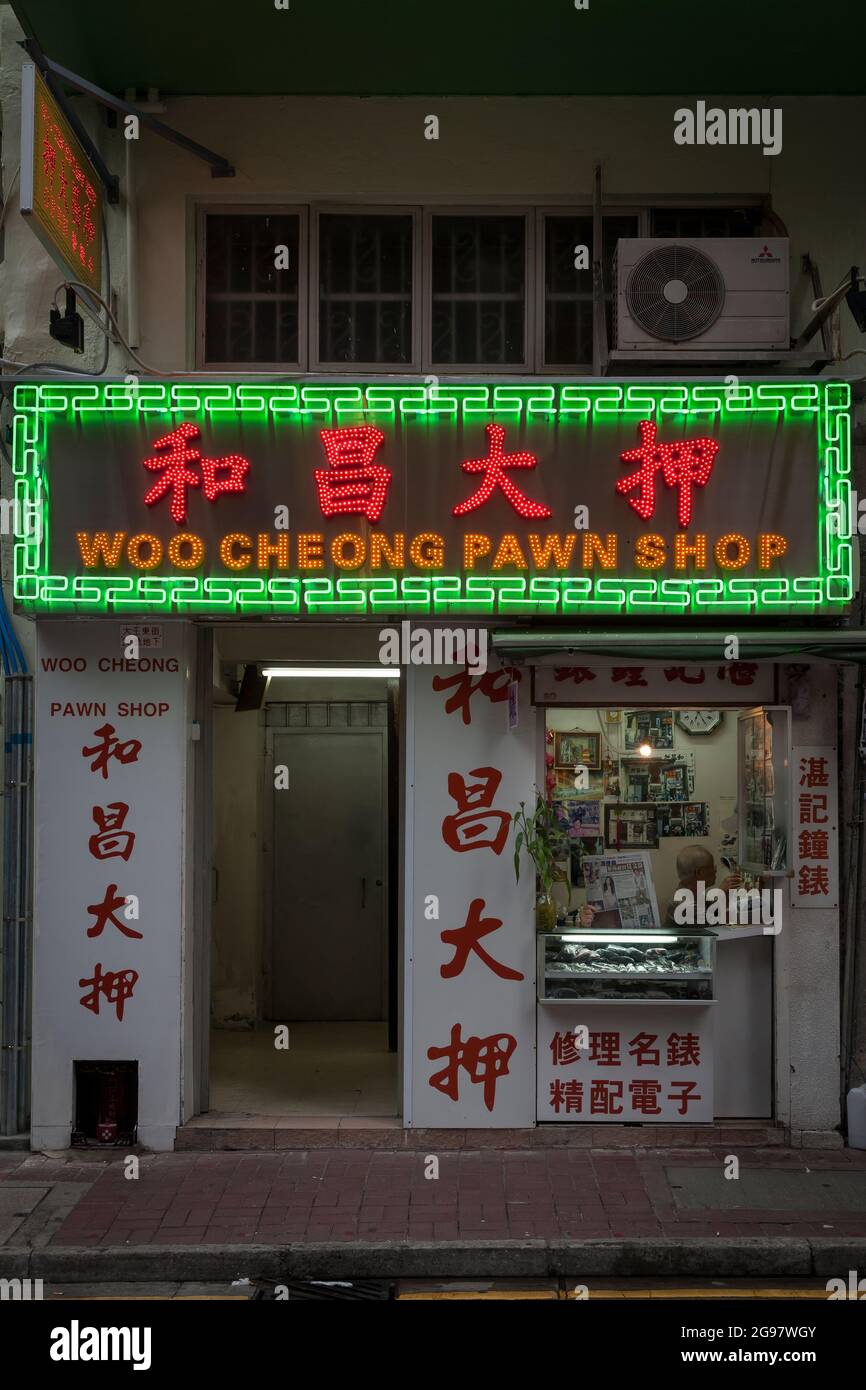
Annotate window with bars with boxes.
[203,212,300,365]
[431,214,526,365]
[544,214,639,365]
[317,213,414,365]
[198,203,769,369]
[650,206,764,238]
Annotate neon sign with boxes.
[12,380,852,618]
[20,65,103,295]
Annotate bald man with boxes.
[662,844,742,929]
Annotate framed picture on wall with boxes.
[623,709,674,751]
[604,803,659,849]
[554,730,601,770]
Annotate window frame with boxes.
[423,205,535,375]
[195,196,771,373]
[535,205,645,371]
[309,203,422,374]
[195,203,308,372]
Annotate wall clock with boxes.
[676,709,723,736]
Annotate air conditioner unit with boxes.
[614,238,789,352]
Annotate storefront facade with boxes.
[13,378,853,1145]
[1,5,864,1149]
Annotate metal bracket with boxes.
[20,38,235,184]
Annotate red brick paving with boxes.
[2,1147,865,1247]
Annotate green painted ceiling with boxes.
[8,0,866,96]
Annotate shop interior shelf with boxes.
[545,970,712,981]
[540,997,717,1006]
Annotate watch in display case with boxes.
[537,928,717,1004]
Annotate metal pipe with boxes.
[492,628,866,651]
[125,134,140,351]
[1,675,33,1136]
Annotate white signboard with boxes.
[32,622,190,1150]
[409,659,536,1126]
[533,661,775,706]
[537,1004,714,1123]
[791,744,839,910]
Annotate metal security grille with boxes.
[544,214,638,364]
[318,213,413,364]
[204,212,300,364]
[431,214,525,364]
[265,702,387,728]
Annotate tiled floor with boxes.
[4,1146,864,1249]
[208,1022,398,1117]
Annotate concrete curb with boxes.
[11,1237,866,1283]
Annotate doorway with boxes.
[265,724,386,1021]
[207,676,399,1120]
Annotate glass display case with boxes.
[537,929,717,1003]
[738,706,791,876]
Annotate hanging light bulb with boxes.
[639,742,653,758]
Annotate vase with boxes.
[535,892,556,933]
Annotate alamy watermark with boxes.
[673,883,783,935]
[674,101,782,157]
[379,621,487,673]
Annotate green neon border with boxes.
[12,380,853,617]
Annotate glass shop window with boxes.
[318,213,414,365]
[431,214,527,365]
[650,206,764,238]
[543,213,638,365]
[203,212,300,366]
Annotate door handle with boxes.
[361,876,366,909]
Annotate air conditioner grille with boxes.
[626,245,726,342]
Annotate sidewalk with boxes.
[2,1144,865,1281]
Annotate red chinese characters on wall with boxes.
[432,665,520,726]
[547,1029,703,1117]
[796,753,834,900]
[426,682,524,1112]
[79,723,144,1019]
[441,767,510,856]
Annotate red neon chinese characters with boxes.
[88,803,135,862]
[427,1023,516,1111]
[453,425,552,520]
[143,423,250,526]
[441,767,510,855]
[79,964,139,1021]
[616,420,718,528]
[82,724,142,780]
[431,665,519,726]
[440,899,524,982]
[86,884,143,940]
[316,427,390,522]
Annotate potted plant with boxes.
[512,793,569,932]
